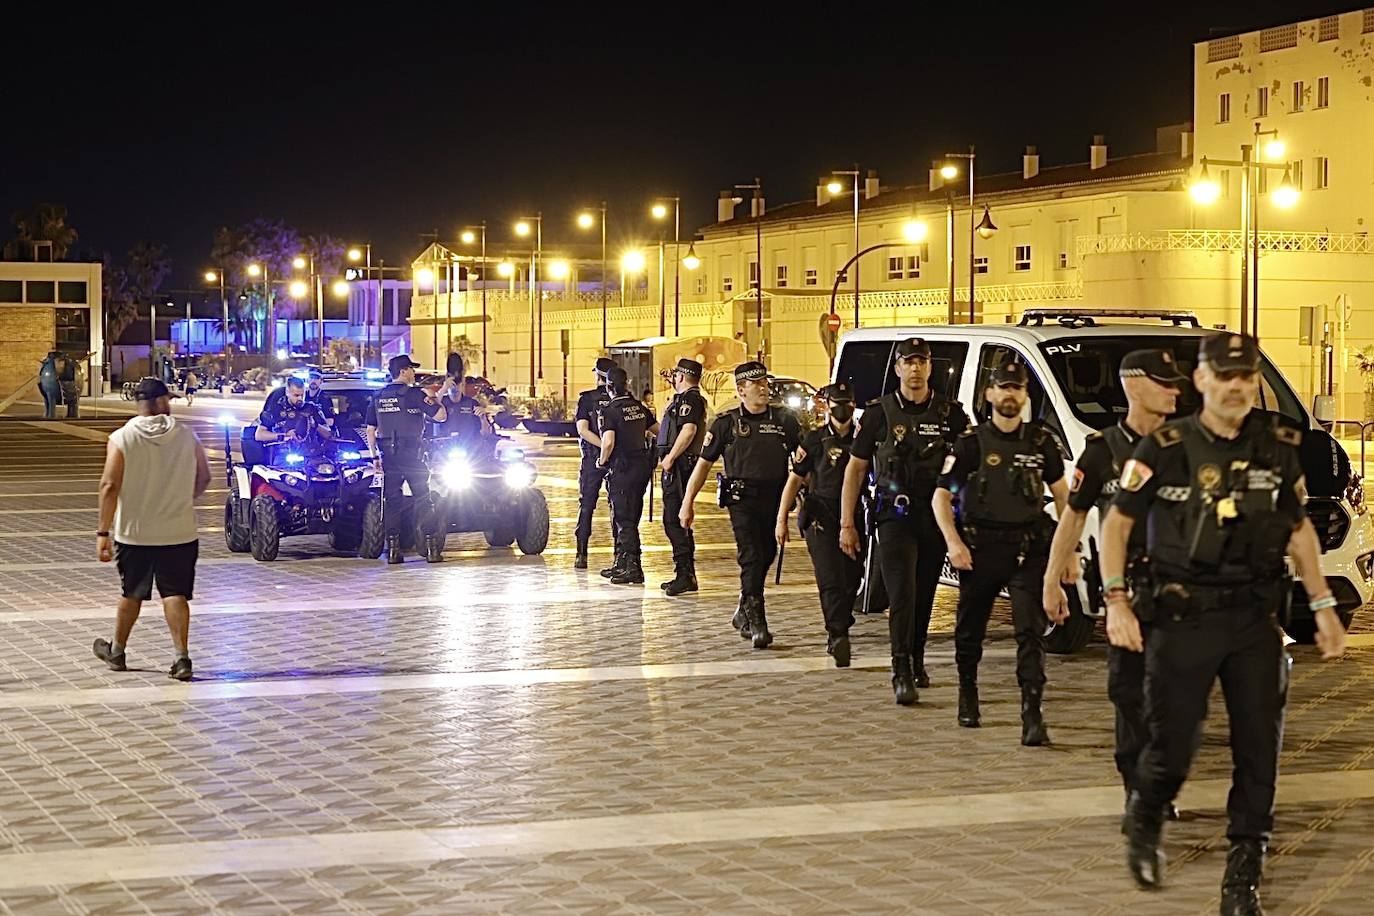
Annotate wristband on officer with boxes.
[1309,594,1337,612]
[1103,575,1127,592]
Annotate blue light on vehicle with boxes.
[365,369,387,380]
[285,453,305,465]
[291,369,310,379]
[218,413,236,426]
[339,450,362,461]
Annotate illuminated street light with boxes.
[577,212,595,230]
[1273,168,1300,209]
[460,230,476,244]
[902,220,929,243]
[651,203,668,220]
[416,267,435,288]
[825,180,843,195]
[682,243,701,271]
[1264,138,1286,161]
[347,248,363,262]
[289,280,309,298]
[975,205,998,240]
[497,261,515,278]
[246,263,262,277]
[621,250,645,273]
[1190,162,1222,205]
[332,280,350,297]
[292,256,307,270]
[940,164,959,180]
[547,259,570,280]
[204,271,218,283]
[514,221,531,237]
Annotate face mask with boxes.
[830,404,854,423]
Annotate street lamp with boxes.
[734,179,764,360]
[332,280,350,297]
[245,262,277,365]
[682,243,701,272]
[651,196,681,336]
[939,147,989,324]
[458,223,488,371]
[513,214,543,395]
[577,204,608,348]
[204,269,230,378]
[292,256,307,270]
[620,250,645,326]
[547,259,570,281]
[902,220,929,243]
[830,168,862,325]
[289,280,309,299]
[415,267,435,289]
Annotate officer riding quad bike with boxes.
[420,436,550,555]
[221,416,378,561]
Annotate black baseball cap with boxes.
[894,338,931,360]
[1120,349,1187,386]
[388,354,421,378]
[734,361,768,382]
[607,367,628,388]
[1198,332,1260,374]
[990,360,1029,387]
[821,381,855,403]
[674,358,703,377]
[594,357,616,373]
[133,377,170,401]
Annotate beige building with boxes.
[0,258,104,400]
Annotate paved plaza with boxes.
[1,403,1373,914]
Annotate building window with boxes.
[1317,76,1330,108]
[25,280,55,303]
[0,280,21,303]
[1290,159,1304,189]
[1319,15,1339,41]
[1315,157,1329,189]
[887,255,919,280]
[801,246,818,286]
[722,276,733,294]
[57,281,87,304]
[1056,220,1078,269]
[748,259,758,290]
[1293,80,1305,112]
[55,308,90,350]
[905,255,920,279]
[1218,93,1231,123]
[1014,245,1032,272]
[775,264,788,288]
[974,256,989,275]
[804,267,818,286]
[694,275,707,296]
[886,257,903,280]
[1220,169,1232,199]
[1257,86,1269,117]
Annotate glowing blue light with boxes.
[339,450,362,461]
[285,453,305,465]
[365,369,387,380]
[218,413,236,426]
[291,369,310,379]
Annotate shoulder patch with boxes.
[1153,426,1184,448]
[1274,424,1302,447]
[958,428,977,439]
[1084,430,1104,443]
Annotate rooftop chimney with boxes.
[718,191,737,224]
[817,177,832,207]
[864,169,880,200]
[1023,146,1040,180]
[1090,134,1108,170]
[750,194,766,218]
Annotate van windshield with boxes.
[1037,335,1304,430]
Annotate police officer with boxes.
[1101,332,1345,909]
[304,371,337,429]
[933,360,1068,745]
[777,382,861,667]
[658,358,708,595]
[598,367,658,585]
[840,338,971,705]
[573,357,617,570]
[255,376,332,444]
[1041,350,1185,819]
[364,355,448,565]
[681,361,802,649]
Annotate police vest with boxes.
[1091,424,1147,556]
[437,396,481,440]
[660,388,707,457]
[959,422,1050,527]
[373,383,426,440]
[607,396,651,470]
[1145,416,1296,583]
[723,407,791,482]
[578,386,612,456]
[809,429,853,502]
[873,393,960,501]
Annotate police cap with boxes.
[594,357,616,373]
[1198,332,1260,374]
[388,354,421,379]
[894,338,931,361]
[990,360,1029,387]
[820,381,855,403]
[607,367,629,388]
[734,361,768,383]
[1120,349,1187,385]
[674,358,704,377]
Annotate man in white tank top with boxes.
[93,378,211,681]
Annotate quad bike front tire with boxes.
[358,496,385,559]
[250,493,281,562]
[516,490,550,555]
[224,496,251,553]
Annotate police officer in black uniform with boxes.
[262,375,338,433]
[574,357,617,570]
[598,367,658,585]
[840,338,971,705]
[933,360,1068,746]
[1042,350,1185,818]
[256,376,333,444]
[777,382,861,667]
[365,355,447,565]
[1102,333,1345,910]
[658,358,709,595]
[304,371,337,430]
[681,361,802,649]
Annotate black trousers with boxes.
[728,482,785,599]
[380,439,433,538]
[1109,643,1150,793]
[608,464,651,560]
[1136,603,1288,841]
[660,458,696,572]
[954,537,1049,688]
[804,521,861,640]
[575,455,612,547]
[876,511,947,659]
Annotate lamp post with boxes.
[828,220,928,328]
[827,169,862,325]
[1189,123,1298,340]
[245,262,275,367]
[577,205,608,349]
[515,214,543,391]
[346,245,376,368]
[651,198,681,336]
[203,269,229,377]
[940,148,995,324]
[459,224,488,371]
[734,179,763,361]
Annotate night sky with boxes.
[2,3,1352,294]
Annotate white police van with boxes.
[833,309,1373,653]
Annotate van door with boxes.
[971,341,1072,458]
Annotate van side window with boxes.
[973,344,1047,423]
[833,340,969,406]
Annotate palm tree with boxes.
[4,203,78,260]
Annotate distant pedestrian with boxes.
[183,370,199,406]
[57,352,81,418]
[93,378,212,681]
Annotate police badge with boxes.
[1197,463,1222,491]
[827,446,843,466]
[986,453,1002,467]
[892,424,907,443]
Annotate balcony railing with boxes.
[1077,230,1374,257]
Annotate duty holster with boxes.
[717,473,747,508]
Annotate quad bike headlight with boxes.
[443,456,472,491]
[503,463,536,489]
[313,463,336,477]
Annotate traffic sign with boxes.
[824,312,842,333]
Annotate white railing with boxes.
[776,279,1083,315]
[1077,230,1374,257]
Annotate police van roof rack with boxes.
[1018,309,1200,329]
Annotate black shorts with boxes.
[114,541,199,601]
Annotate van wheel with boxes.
[1045,587,1095,654]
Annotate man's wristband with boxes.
[1310,594,1337,612]
[1103,575,1127,591]
[96,531,110,538]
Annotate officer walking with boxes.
[657,358,708,595]
[933,360,1068,745]
[681,361,802,649]
[598,367,658,585]
[777,382,861,667]
[573,357,617,570]
[1101,332,1345,910]
[1041,350,1185,818]
[364,355,448,565]
[840,338,971,705]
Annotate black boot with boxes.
[1220,839,1265,916]
[574,540,588,570]
[600,552,625,579]
[1020,685,1050,746]
[913,652,930,689]
[731,595,750,638]
[425,535,443,563]
[611,556,645,585]
[386,535,403,565]
[828,634,851,668]
[746,595,772,649]
[957,679,981,727]
[663,567,698,596]
[1125,792,1167,890]
[891,655,917,706]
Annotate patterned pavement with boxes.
[1,405,1373,914]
